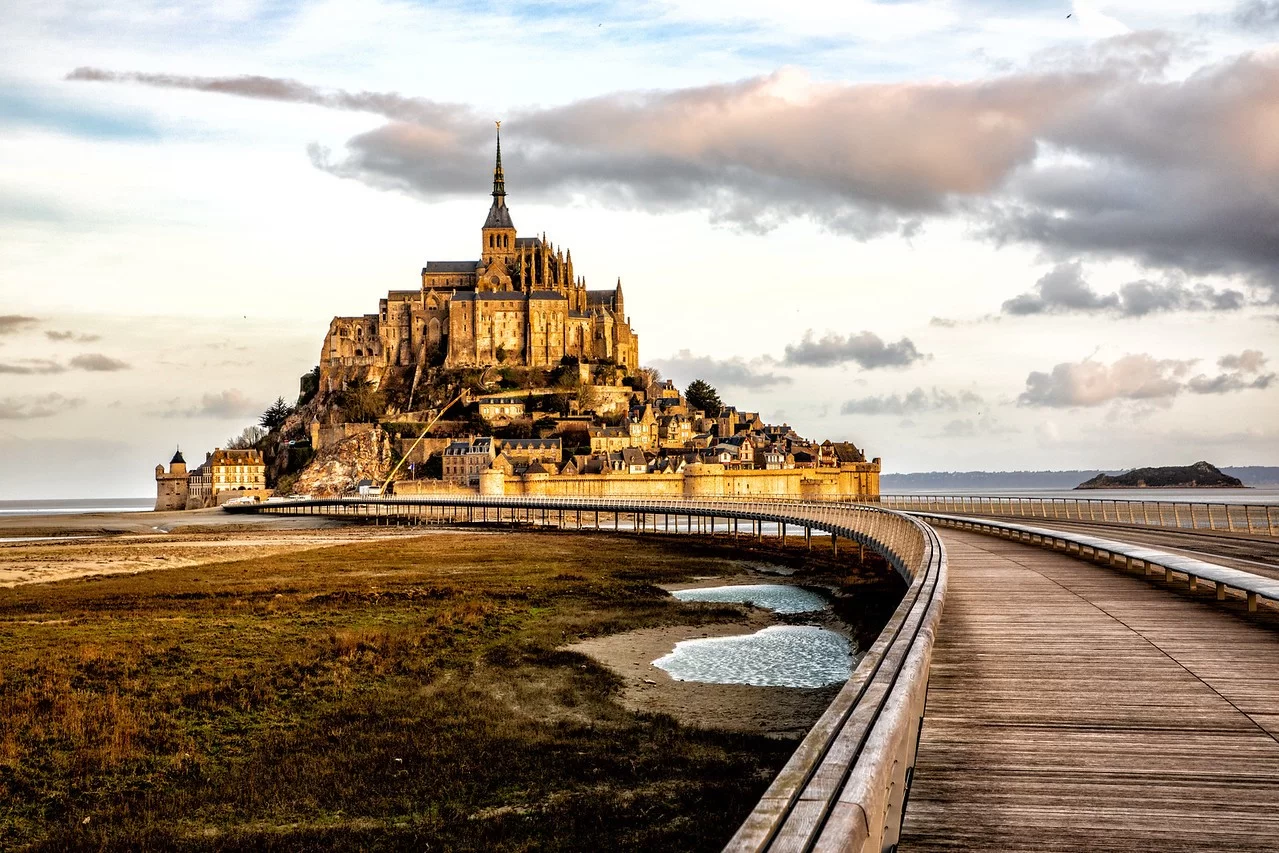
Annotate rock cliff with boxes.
[288,427,394,497]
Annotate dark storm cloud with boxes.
[1002,262,1247,317]
[70,39,1279,283]
[0,315,38,335]
[0,393,83,419]
[783,331,925,369]
[648,350,791,390]
[839,387,983,415]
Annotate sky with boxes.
[1,0,1277,499]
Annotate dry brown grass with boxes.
[0,529,900,851]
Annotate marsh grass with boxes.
[0,530,899,851]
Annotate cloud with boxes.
[1019,354,1195,407]
[784,330,925,369]
[0,393,84,419]
[0,358,66,374]
[1187,349,1275,393]
[68,353,130,371]
[1219,349,1267,372]
[928,317,958,328]
[0,315,39,336]
[70,39,1279,285]
[158,389,270,420]
[0,354,128,373]
[1002,262,1247,317]
[841,387,983,415]
[1233,1,1279,28]
[1187,372,1274,393]
[46,330,102,342]
[648,350,791,390]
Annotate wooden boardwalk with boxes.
[899,529,1279,852]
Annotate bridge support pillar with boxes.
[1217,581,1227,601]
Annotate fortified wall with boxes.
[396,460,881,502]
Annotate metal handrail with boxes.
[226,495,948,851]
[880,494,1278,536]
[913,511,1278,613]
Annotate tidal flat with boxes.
[0,526,901,851]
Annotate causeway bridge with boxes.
[228,495,1279,851]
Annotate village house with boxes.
[588,426,633,453]
[477,396,526,423]
[443,436,496,485]
[498,437,562,466]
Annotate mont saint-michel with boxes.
[152,128,881,507]
[320,126,638,393]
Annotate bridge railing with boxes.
[227,495,948,852]
[915,511,1279,613]
[880,493,1278,536]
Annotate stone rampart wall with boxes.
[461,462,880,501]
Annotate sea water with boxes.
[671,583,828,614]
[653,626,850,688]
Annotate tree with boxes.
[260,396,294,431]
[685,379,722,417]
[338,379,386,424]
[576,383,600,413]
[227,424,267,449]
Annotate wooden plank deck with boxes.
[898,529,1279,852]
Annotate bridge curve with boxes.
[228,495,948,852]
[899,524,1279,851]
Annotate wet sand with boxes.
[0,519,428,587]
[569,606,845,738]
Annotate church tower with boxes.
[480,122,516,271]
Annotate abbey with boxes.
[320,127,638,392]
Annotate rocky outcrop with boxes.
[1076,461,1244,490]
[289,427,394,497]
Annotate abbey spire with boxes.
[483,121,514,230]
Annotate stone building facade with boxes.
[154,447,269,510]
[320,127,639,394]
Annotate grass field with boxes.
[0,528,900,851]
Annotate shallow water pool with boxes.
[671,583,827,614]
[653,626,850,688]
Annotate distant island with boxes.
[1075,461,1245,490]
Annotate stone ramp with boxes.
[899,529,1279,852]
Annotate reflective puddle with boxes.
[671,583,827,614]
[653,626,850,688]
